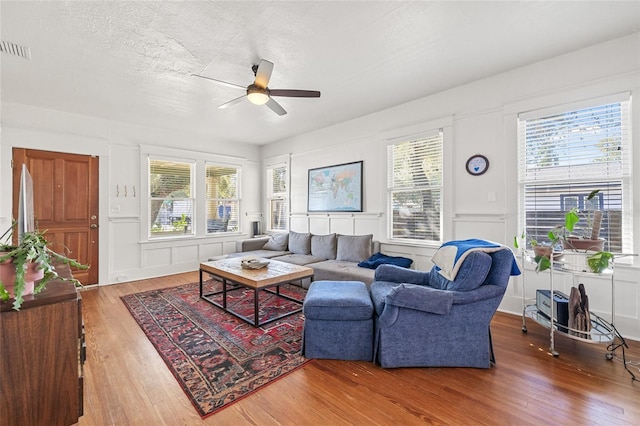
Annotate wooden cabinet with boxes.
[0,280,84,426]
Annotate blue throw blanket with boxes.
[358,252,413,270]
[432,239,521,281]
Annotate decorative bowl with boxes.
[241,257,270,270]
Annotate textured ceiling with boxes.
[1,1,639,145]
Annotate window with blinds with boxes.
[149,159,194,237]
[267,164,288,231]
[387,131,443,243]
[206,164,240,233]
[518,97,631,253]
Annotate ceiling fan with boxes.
[192,59,320,116]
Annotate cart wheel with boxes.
[521,326,528,333]
[605,353,614,361]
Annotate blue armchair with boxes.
[370,248,516,368]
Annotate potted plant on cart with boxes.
[562,190,607,252]
[515,190,613,274]
[0,223,88,310]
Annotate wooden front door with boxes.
[12,149,99,284]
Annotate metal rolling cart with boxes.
[520,251,636,359]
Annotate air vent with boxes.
[0,40,31,60]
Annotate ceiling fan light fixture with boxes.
[246,85,270,105]
[195,60,319,115]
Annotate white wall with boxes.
[261,33,640,339]
[1,32,638,339]
[0,105,262,284]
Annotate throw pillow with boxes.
[262,233,289,251]
[288,231,312,255]
[311,233,337,260]
[336,234,373,262]
[428,251,492,292]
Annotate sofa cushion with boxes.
[236,237,270,253]
[262,233,289,251]
[308,260,376,285]
[227,249,289,259]
[289,231,312,255]
[311,233,337,260]
[336,234,373,262]
[429,251,492,292]
[271,254,325,266]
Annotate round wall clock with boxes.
[466,154,489,176]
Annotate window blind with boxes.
[387,131,443,242]
[148,159,194,237]
[149,159,192,198]
[518,99,631,253]
[268,165,287,198]
[206,164,240,233]
[267,164,288,230]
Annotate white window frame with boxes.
[147,156,195,239]
[266,162,288,231]
[517,93,633,254]
[385,128,444,245]
[205,162,242,234]
[140,145,246,242]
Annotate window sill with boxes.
[140,232,243,245]
[383,239,441,249]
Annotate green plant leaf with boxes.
[565,209,580,233]
[1,224,89,310]
[587,251,613,273]
[535,255,551,273]
[587,189,601,201]
[0,283,9,302]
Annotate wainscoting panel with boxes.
[174,245,199,264]
[109,219,141,272]
[198,242,224,261]
[452,213,506,243]
[223,240,238,254]
[290,212,383,236]
[308,216,331,234]
[379,244,438,272]
[354,216,381,236]
[143,247,172,268]
[329,217,354,235]
[290,216,310,233]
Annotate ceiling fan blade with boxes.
[218,95,247,109]
[265,98,287,116]
[191,74,245,90]
[254,59,274,88]
[270,89,321,98]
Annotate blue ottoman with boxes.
[302,280,374,361]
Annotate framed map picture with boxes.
[308,161,363,212]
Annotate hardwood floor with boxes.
[77,272,640,425]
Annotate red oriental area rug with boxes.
[121,280,310,418]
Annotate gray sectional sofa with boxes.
[226,231,381,288]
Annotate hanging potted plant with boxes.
[0,223,88,310]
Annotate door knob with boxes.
[90,224,98,229]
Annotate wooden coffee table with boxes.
[199,257,314,327]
